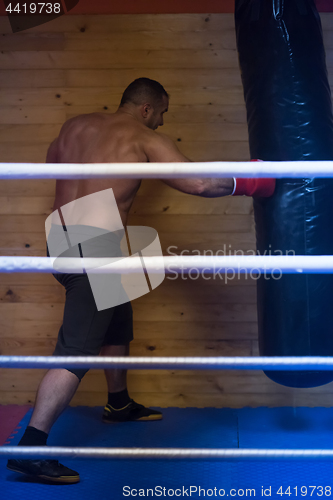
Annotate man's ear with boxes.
[141,103,152,118]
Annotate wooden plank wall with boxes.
[0,14,333,408]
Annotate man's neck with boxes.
[116,105,139,121]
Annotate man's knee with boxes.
[52,347,91,381]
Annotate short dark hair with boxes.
[120,78,169,108]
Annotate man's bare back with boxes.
[47,92,196,227]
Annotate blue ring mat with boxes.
[2,407,333,499]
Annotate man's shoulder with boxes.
[143,130,188,162]
[59,112,111,137]
[146,132,177,154]
[143,130,172,145]
[59,114,86,133]
[62,112,104,127]
[155,132,173,143]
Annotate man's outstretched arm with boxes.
[145,133,234,197]
[145,133,275,198]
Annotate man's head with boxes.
[120,77,169,130]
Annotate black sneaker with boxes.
[7,459,80,484]
[102,400,162,423]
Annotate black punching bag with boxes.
[235,0,333,387]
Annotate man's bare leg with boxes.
[100,344,162,422]
[7,368,81,484]
[29,369,80,434]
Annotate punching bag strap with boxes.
[273,0,284,20]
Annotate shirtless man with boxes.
[7,78,274,484]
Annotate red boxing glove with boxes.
[232,160,276,198]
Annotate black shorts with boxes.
[47,224,133,380]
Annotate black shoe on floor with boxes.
[7,459,80,484]
[102,400,162,423]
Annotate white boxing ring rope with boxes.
[2,160,333,461]
[2,355,333,370]
[1,160,333,179]
[1,255,333,274]
[2,447,333,460]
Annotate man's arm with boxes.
[145,133,233,197]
